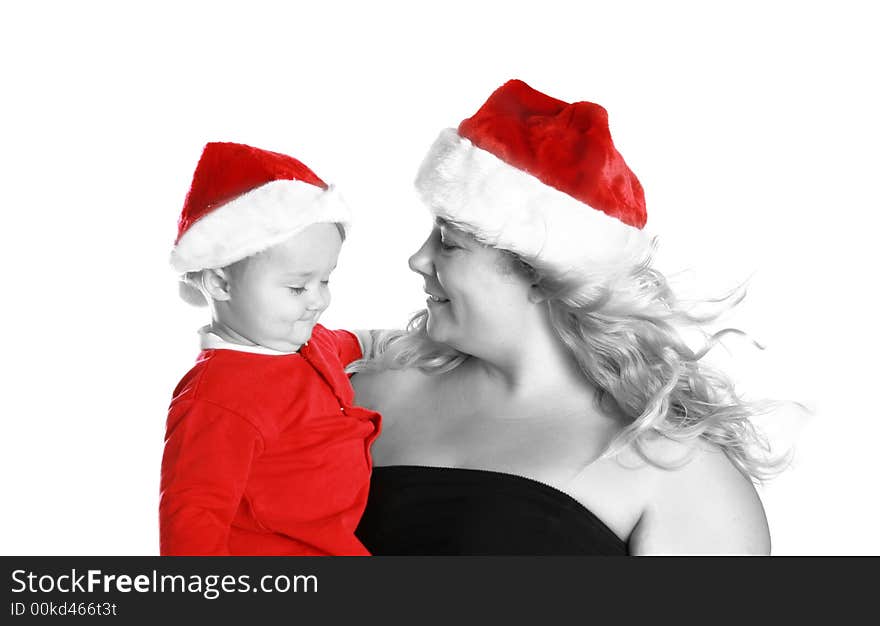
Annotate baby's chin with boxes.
[261,337,309,353]
[280,320,319,351]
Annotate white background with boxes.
[1,1,876,555]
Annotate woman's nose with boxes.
[408,229,437,276]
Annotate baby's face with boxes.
[222,222,343,352]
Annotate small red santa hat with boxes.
[415,79,649,278]
[170,142,351,274]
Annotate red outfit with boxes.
[160,325,381,555]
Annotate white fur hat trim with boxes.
[170,180,351,273]
[415,129,651,278]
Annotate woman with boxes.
[353,79,779,555]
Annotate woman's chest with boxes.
[373,388,608,483]
[358,370,651,541]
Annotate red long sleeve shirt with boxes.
[160,325,381,555]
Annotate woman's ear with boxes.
[202,268,232,302]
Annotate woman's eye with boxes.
[288,287,306,295]
[320,280,330,286]
[439,239,457,251]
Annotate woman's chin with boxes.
[424,320,448,345]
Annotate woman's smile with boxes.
[423,283,450,304]
[425,292,450,304]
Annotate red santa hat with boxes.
[170,142,351,274]
[415,79,650,278]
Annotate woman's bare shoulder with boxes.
[626,438,770,555]
[351,367,432,412]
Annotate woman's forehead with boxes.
[435,217,476,241]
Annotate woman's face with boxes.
[408,221,535,359]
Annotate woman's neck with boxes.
[459,317,596,406]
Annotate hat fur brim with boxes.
[415,129,650,279]
[170,180,351,273]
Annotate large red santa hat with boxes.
[171,142,351,273]
[415,79,650,277]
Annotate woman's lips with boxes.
[424,288,449,303]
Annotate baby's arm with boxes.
[353,330,378,361]
[355,329,409,361]
[159,401,263,555]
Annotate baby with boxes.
[160,142,380,555]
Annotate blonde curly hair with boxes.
[352,227,789,482]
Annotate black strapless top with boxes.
[355,466,628,555]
